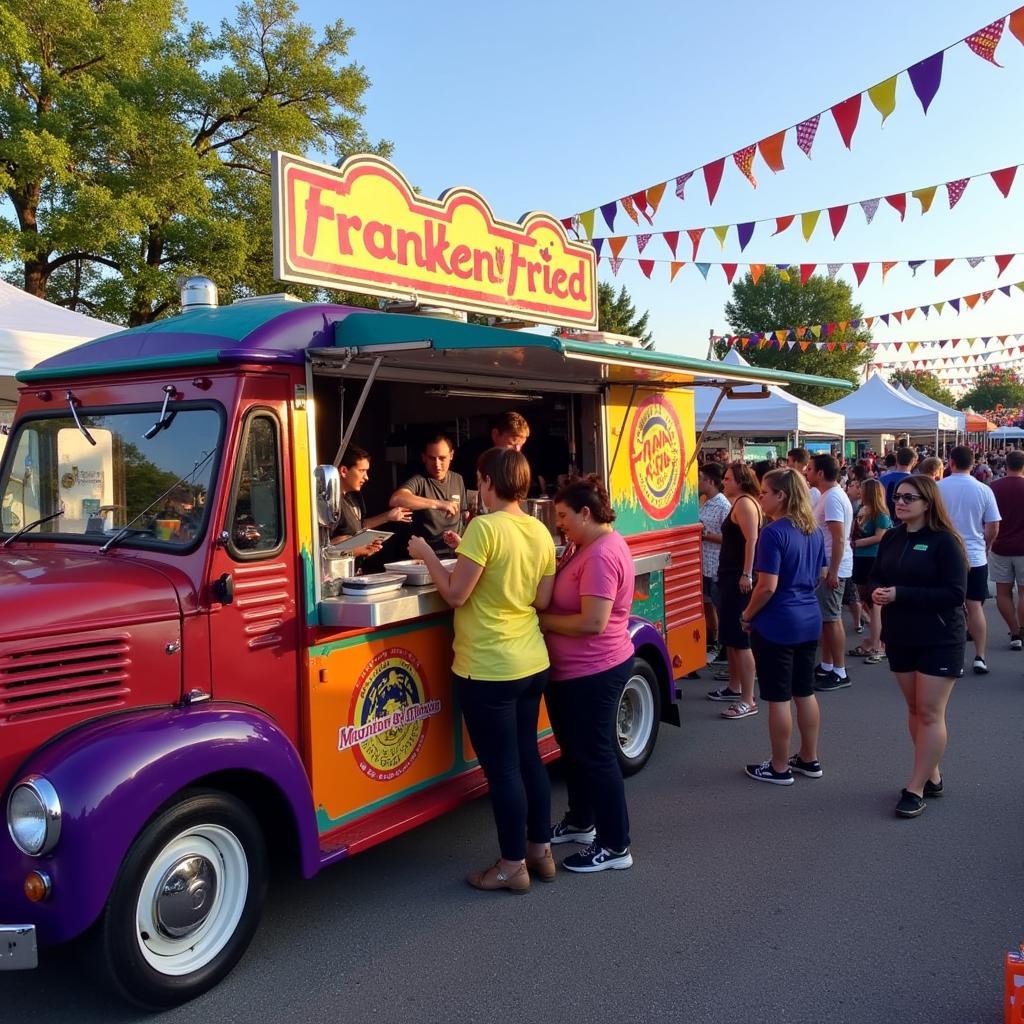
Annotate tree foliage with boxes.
[0,0,389,324]
[722,267,870,404]
[597,282,653,348]
[956,368,1024,413]
[887,368,956,408]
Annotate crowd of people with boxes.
[700,441,1022,818]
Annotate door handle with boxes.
[213,572,234,605]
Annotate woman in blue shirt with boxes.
[739,469,828,785]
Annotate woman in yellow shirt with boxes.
[409,448,556,894]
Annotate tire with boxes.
[96,790,268,1009]
[616,657,661,776]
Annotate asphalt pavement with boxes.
[3,603,1022,1024]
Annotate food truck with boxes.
[0,153,849,1006]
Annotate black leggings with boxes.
[457,669,552,860]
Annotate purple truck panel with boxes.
[0,705,319,946]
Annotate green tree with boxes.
[956,368,1024,412]
[722,267,871,404]
[887,368,956,408]
[597,282,653,348]
[1,0,389,324]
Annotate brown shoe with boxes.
[525,848,556,883]
[467,861,530,894]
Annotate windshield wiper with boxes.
[2,506,65,548]
[100,449,216,553]
[144,385,179,439]
[66,391,96,446]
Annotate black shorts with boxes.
[966,564,989,603]
[841,576,859,607]
[702,575,720,607]
[751,632,818,702]
[852,557,874,586]
[717,572,751,650]
[885,644,965,678]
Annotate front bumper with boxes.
[0,924,37,969]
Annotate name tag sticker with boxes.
[913,544,929,551]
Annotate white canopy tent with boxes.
[694,348,845,442]
[0,279,120,412]
[896,383,966,432]
[824,373,957,441]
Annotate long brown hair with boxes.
[727,461,760,500]
[761,468,816,534]
[893,475,967,560]
[857,478,888,526]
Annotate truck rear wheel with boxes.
[616,657,661,776]
[97,790,268,1008]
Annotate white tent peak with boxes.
[824,373,957,432]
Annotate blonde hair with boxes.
[761,468,816,534]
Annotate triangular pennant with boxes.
[636,233,652,255]
[1000,286,1012,297]
[749,263,765,285]
[687,228,705,260]
[885,193,907,220]
[669,261,684,282]
[826,342,836,352]
[966,256,986,268]
[674,171,693,201]
[796,326,807,339]
[703,158,726,205]
[860,197,880,223]
[579,209,596,239]
[773,214,796,235]
[592,238,604,258]
[964,293,981,309]
[982,289,994,302]
[893,311,903,323]
[830,93,862,149]
[695,262,711,279]
[737,222,756,252]
[810,325,821,339]
[964,18,1005,65]
[733,144,758,188]
[799,341,811,352]
[908,260,925,276]
[828,205,848,239]
[638,259,655,280]
[712,225,730,249]
[630,190,652,224]
[796,114,820,156]
[919,306,930,317]
[608,236,628,259]
[601,202,617,231]
[951,338,959,347]
[881,261,897,282]
[1011,7,1024,46]
[946,178,969,208]
[912,185,938,214]
[867,76,898,123]
[722,263,739,285]
[995,254,1015,276]
[620,195,640,225]
[880,314,890,326]
[609,256,623,276]
[904,308,916,321]
[837,321,849,333]
[908,51,944,114]
[778,268,790,282]
[800,263,816,285]
[865,316,874,328]
[560,217,574,232]
[934,258,953,276]
[801,209,821,241]
[758,131,786,172]
[827,263,843,281]
[853,262,869,285]
[786,340,797,350]
[950,298,961,313]
[663,230,680,257]
[893,342,903,351]
[991,165,1018,198]
[645,182,667,219]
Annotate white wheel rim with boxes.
[134,824,249,976]
[617,674,655,760]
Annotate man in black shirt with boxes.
[389,433,467,555]
[333,445,410,556]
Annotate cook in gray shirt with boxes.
[389,433,467,554]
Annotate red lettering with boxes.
[396,228,425,268]
[450,244,473,279]
[550,268,568,298]
[336,213,362,256]
[302,186,336,256]
[507,242,527,295]
[568,262,586,301]
[527,260,543,293]
[474,249,500,284]
[364,220,396,260]
[423,222,451,274]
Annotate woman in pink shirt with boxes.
[539,475,636,874]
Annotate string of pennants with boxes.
[715,280,1024,346]
[585,162,1020,256]
[562,7,1024,230]
[596,251,1020,285]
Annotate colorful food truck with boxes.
[0,153,848,1006]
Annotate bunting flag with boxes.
[992,165,1019,197]
[860,197,880,224]
[721,331,1024,360]
[828,205,848,238]
[946,178,969,207]
[801,210,820,241]
[564,9,1024,225]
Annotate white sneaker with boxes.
[972,656,989,674]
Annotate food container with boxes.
[524,498,558,538]
[339,573,406,597]
[322,545,357,582]
[384,558,456,585]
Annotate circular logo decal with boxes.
[339,647,442,782]
[628,395,685,521]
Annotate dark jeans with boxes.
[544,656,632,851]
[457,669,552,860]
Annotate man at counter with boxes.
[333,445,411,557]
[389,433,467,555]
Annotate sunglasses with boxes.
[894,492,924,504]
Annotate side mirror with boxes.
[314,465,341,528]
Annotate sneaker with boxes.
[721,701,758,720]
[863,650,885,665]
[713,666,731,681]
[972,656,989,675]
[550,817,596,845]
[744,760,794,785]
[707,686,743,702]
[813,663,831,680]
[894,788,926,818]
[924,778,944,798]
[855,624,865,635]
[1012,634,1023,651]
[561,842,633,873]
[788,754,823,778]
[815,670,852,691]
[467,861,530,893]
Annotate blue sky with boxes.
[192,0,1024,381]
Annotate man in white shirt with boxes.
[939,445,1001,673]
[807,454,854,690]
[698,463,732,658]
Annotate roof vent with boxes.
[560,330,640,348]
[180,276,219,311]
[382,299,467,323]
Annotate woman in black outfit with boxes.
[870,474,968,819]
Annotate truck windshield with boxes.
[0,407,222,549]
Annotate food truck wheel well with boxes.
[633,643,680,728]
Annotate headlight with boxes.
[7,776,61,856]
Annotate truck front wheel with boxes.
[97,790,268,1008]
[616,657,661,776]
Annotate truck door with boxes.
[207,399,301,739]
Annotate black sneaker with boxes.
[706,686,743,702]
[895,788,926,817]
[814,663,831,679]
[744,760,794,786]
[1011,634,1022,651]
[550,817,596,845]
[561,842,633,873]
[788,754,823,778]
[815,670,852,691]
[924,778,944,798]
[972,656,989,674]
